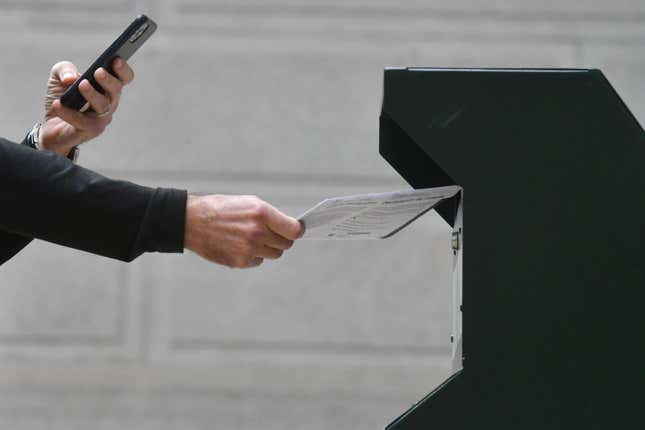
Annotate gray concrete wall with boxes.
[0,1,643,429]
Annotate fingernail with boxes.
[114,58,123,68]
[62,72,74,81]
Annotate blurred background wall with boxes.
[0,1,643,429]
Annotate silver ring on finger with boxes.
[96,102,111,118]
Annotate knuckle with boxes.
[254,203,269,220]
[247,226,264,243]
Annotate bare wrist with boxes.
[184,194,202,251]
[39,123,78,157]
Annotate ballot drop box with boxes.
[379,68,645,429]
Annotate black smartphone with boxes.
[60,14,157,111]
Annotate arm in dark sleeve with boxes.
[0,134,42,261]
[0,137,187,265]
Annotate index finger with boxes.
[265,205,304,240]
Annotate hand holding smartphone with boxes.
[60,14,157,111]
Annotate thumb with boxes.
[51,61,80,87]
[266,206,305,241]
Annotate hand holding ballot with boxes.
[183,187,459,269]
[184,194,304,268]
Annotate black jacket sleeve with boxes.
[0,137,187,265]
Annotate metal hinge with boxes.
[451,229,461,252]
